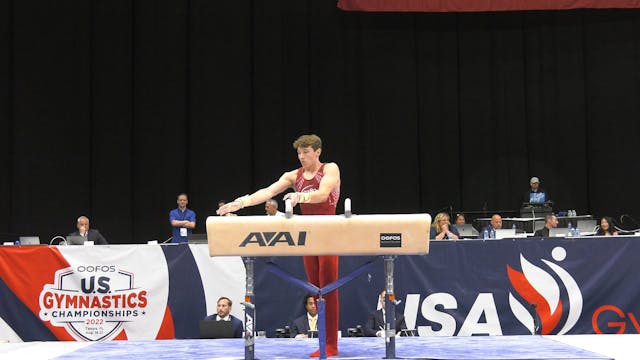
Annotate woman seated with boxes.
[595,216,618,236]
[430,212,460,240]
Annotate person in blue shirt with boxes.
[169,193,196,243]
[479,214,503,239]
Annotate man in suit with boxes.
[204,297,244,338]
[290,294,318,338]
[68,216,108,245]
[364,290,407,337]
[534,214,559,237]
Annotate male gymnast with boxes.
[217,134,341,357]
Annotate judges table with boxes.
[1,235,639,343]
[475,215,594,234]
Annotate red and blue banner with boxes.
[337,0,640,12]
[0,245,245,341]
[2,237,639,341]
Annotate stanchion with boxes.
[384,255,396,359]
[243,257,256,360]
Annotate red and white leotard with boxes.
[295,163,340,215]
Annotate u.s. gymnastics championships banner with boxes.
[337,0,640,12]
[0,245,245,342]
[2,237,640,341]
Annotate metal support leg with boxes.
[243,257,255,360]
[317,295,327,359]
[384,255,396,359]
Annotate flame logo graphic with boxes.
[507,247,583,335]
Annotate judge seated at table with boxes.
[363,290,407,337]
[533,214,558,237]
[429,212,459,240]
[291,294,319,338]
[204,297,244,338]
[479,214,502,239]
[68,216,108,245]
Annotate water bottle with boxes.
[483,229,489,239]
[512,224,517,232]
[490,229,495,239]
[567,221,573,237]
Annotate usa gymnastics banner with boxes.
[255,236,640,337]
[2,237,640,341]
[0,245,245,342]
[389,237,640,336]
[337,0,640,12]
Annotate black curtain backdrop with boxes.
[2,1,640,244]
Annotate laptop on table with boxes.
[494,229,516,239]
[549,228,569,237]
[66,235,86,245]
[577,220,597,235]
[455,224,479,238]
[19,236,41,245]
[199,320,235,339]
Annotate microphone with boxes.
[162,237,173,244]
[49,235,67,246]
[241,301,255,309]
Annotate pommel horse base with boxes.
[206,213,431,360]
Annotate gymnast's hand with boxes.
[216,201,242,216]
[283,192,299,207]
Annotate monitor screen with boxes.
[529,192,546,204]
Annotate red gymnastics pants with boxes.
[304,255,339,351]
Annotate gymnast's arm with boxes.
[216,170,297,216]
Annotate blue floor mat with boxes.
[53,336,611,360]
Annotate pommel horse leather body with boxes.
[206,213,431,257]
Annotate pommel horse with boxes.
[206,199,430,360]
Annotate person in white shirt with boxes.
[265,199,285,217]
[203,297,244,338]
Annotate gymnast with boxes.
[217,134,341,357]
